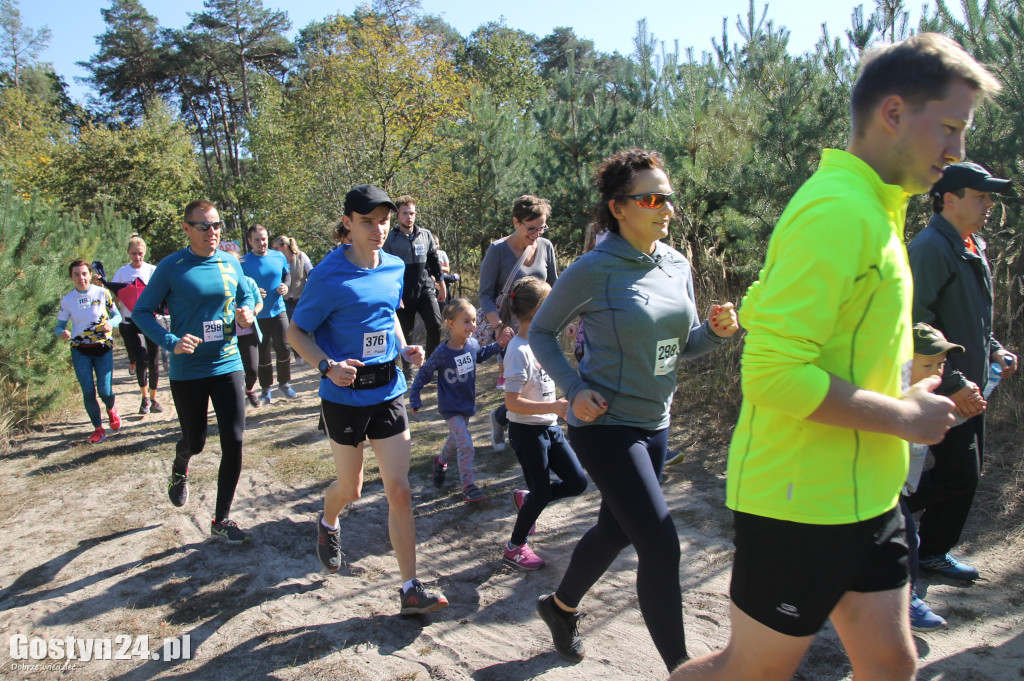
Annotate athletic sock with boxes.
[402,579,416,592]
[321,516,339,532]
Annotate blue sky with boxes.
[25,0,926,102]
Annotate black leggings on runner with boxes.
[509,422,587,546]
[257,312,291,390]
[555,424,684,671]
[120,319,159,391]
[238,332,260,392]
[170,371,246,522]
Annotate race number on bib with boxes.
[654,337,679,376]
[455,352,474,377]
[203,320,224,342]
[77,296,91,310]
[363,331,387,358]
[414,243,426,257]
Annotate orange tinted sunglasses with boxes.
[617,192,675,209]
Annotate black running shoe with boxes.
[167,467,189,507]
[399,579,449,615]
[316,511,343,572]
[537,593,585,663]
[149,399,164,414]
[211,518,250,544]
[432,456,447,488]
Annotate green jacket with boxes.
[727,149,914,524]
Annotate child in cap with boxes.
[904,322,964,631]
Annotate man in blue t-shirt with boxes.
[133,199,257,544]
[240,225,295,405]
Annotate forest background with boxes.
[1,0,1022,443]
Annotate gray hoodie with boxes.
[531,232,724,430]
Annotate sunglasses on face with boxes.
[617,192,675,209]
[185,220,224,231]
[526,226,547,235]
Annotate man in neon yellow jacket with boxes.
[673,34,998,681]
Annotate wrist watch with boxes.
[318,359,333,378]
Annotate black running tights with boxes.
[170,371,246,522]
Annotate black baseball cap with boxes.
[913,322,964,357]
[931,162,1011,198]
[344,185,396,215]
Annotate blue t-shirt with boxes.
[291,245,407,406]
[133,247,256,381]
[410,338,502,418]
[239,249,289,319]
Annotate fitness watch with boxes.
[318,359,333,378]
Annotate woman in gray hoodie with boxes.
[530,149,738,671]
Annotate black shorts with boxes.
[730,506,908,637]
[320,396,408,446]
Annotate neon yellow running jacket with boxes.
[727,149,914,524]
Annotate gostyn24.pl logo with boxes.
[9,634,192,664]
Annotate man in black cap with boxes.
[907,161,1018,582]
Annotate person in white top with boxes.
[111,236,163,414]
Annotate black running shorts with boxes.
[320,396,408,446]
[730,505,908,637]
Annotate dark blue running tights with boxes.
[555,424,685,671]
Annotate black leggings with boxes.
[120,319,159,391]
[257,312,291,390]
[555,424,685,671]
[238,332,260,392]
[509,422,587,546]
[170,371,246,522]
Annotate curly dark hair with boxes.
[593,149,667,234]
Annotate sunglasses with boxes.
[185,220,225,231]
[617,192,675,209]
[526,226,547,235]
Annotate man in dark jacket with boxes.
[907,161,1018,581]
[383,196,446,368]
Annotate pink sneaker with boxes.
[513,489,535,536]
[88,426,106,444]
[107,408,121,431]
[496,376,505,389]
[503,542,544,571]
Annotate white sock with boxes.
[320,516,339,532]
[402,579,417,593]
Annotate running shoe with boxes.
[168,466,189,507]
[513,489,535,536]
[107,408,121,431]
[280,383,298,399]
[260,389,273,405]
[399,579,449,615]
[463,484,486,503]
[149,399,164,413]
[432,456,447,488]
[246,391,260,408]
[536,593,585,663]
[489,409,506,452]
[139,397,150,415]
[504,542,545,570]
[316,511,343,572]
[909,594,947,631]
[919,553,980,582]
[211,518,250,544]
[129,363,136,376]
[665,450,685,466]
[88,426,106,444]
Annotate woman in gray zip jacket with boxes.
[530,149,738,670]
